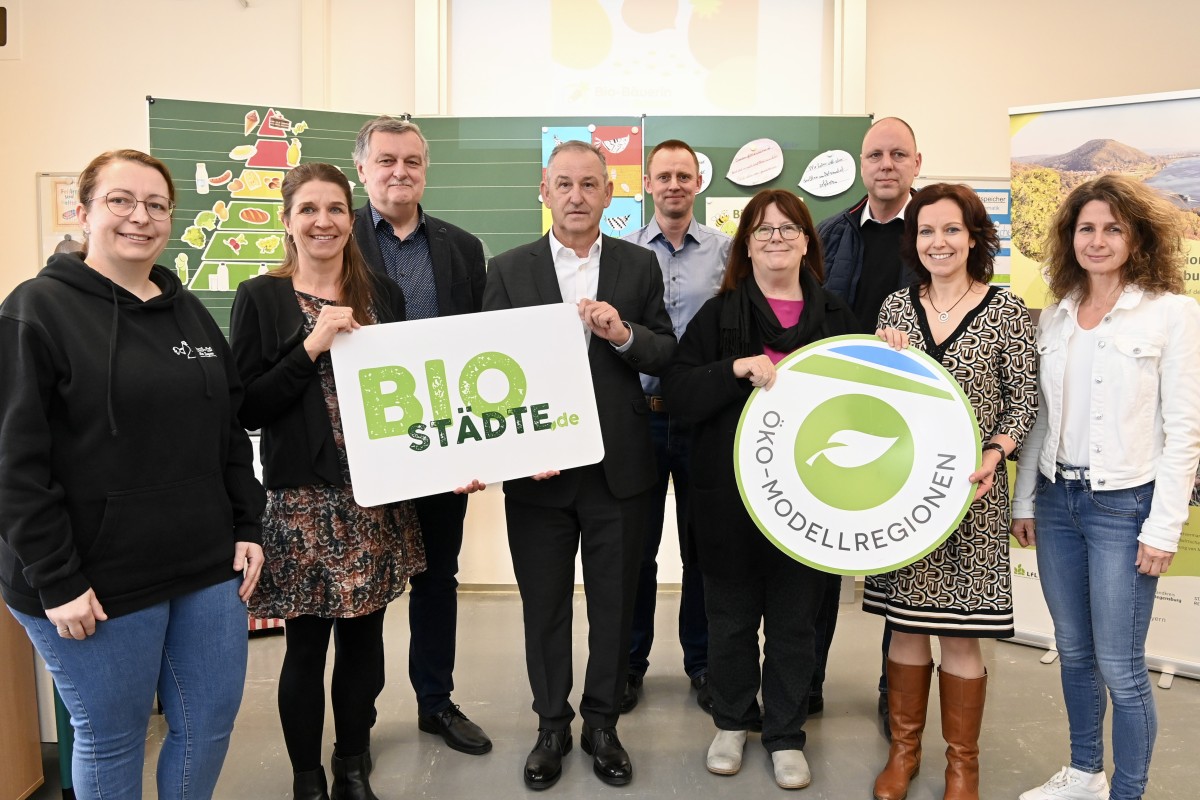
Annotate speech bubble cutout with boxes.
[799,150,856,198]
[726,138,784,186]
[696,151,714,194]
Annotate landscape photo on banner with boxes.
[1009,90,1200,678]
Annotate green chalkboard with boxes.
[149,98,871,332]
[643,115,873,233]
[149,97,375,331]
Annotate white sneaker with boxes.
[772,749,811,789]
[706,730,747,775]
[1019,766,1110,800]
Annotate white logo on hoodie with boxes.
[172,341,196,359]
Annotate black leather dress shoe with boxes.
[581,724,632,786]
[619,673,642,713]
[691,673,714,715]
[524,728,572,790]
[418,704,493,755]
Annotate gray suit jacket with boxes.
[483,233,676,504]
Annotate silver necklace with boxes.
[926,284,974,323]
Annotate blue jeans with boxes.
[628,410,708,679]
[1034,474,1158,800]
[10,578,248,800]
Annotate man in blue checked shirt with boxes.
[622,139,732,716]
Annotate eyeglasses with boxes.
[751,223,804,241]
[94,191,175,221]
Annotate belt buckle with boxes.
[1056,464,1089,481]
[645,395,665,413]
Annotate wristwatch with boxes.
[982,442,1006,459]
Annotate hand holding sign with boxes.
[578,298,630,346]
[305,304,360,360]
[733,354,777,390]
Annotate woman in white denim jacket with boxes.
[1012,175,1200,800]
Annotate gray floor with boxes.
[31,588,1198,799]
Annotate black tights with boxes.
[278,610,385,772]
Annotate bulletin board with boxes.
[149,97,872,332]
[36,172,85,267]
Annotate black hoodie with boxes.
[0,254,265,618]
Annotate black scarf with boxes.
[719,268,828,359]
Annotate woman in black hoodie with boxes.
[0,150,265,800]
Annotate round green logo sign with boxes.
[735,336,980,576]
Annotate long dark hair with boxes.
[270,162,379,324]
[719,189,824,294]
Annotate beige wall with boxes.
[862,0,1200,179]
[0,0,416,298]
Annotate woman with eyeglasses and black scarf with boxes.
[0,149,265,800]
[663,188,858,790]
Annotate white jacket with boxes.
[1013,286,1200,551]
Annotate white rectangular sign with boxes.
[331,304,605,506]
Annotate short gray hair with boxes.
[547,140,607,172]
[353,116,430,165]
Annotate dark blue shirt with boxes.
[369,203,439,319]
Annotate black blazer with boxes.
[229,271,406,489]
[353,204,486,317]
[662,279,858,579]
[483,233,676,505]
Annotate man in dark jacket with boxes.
[818,117,922,334]
[484,141,676,790]
[816,116,922,738]
[351,115,491,755]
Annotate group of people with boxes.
[1,115,1196,800]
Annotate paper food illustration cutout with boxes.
[597,134,630,153]
[605,214,632,232]
[726,138,785,186]
[257,108,292,138]
[178,106,313,293]
[239,207,272,225]
[696,152,714,194]
[799,150,856,198]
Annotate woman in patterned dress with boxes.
[230,162,425,800]
[863,183,1038,800]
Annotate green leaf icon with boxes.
[805,430,899,468]
[794,394,915,511]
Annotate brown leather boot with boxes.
[939,668,987,800]
[872,660,933,800]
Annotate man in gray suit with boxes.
[483,141,675,790]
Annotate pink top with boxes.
[763,298,805,364]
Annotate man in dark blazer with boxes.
[483,141,675,789]
[351,116,491,755]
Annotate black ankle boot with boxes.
[331,752,379,800]
[293,767,330,800]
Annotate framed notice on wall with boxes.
[36,172,85,267]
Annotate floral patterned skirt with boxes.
[249,484,426,620]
